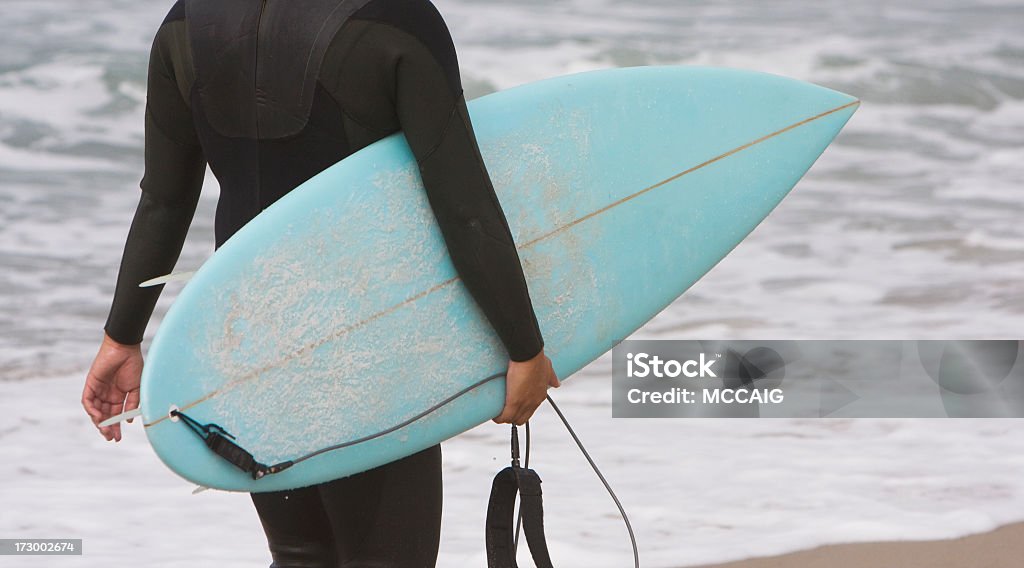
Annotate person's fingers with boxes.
[109,399,124,442]
[100,399,114,440]
[526,398,545,423]
[85,407,113,441]
[497,397,546,425]
[91,409,113,441]
[493,405,513,424]
[104,398,124,442]
[82,378,103,418]
[84,363,117,439]
[86,396,112,441]
[499,398,530,425]
[510,399,540,426]
[82,385,114,442]
[515,403,529,425]
[81,392,103,425]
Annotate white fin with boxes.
[192,486,211,495]
[99,408,142,427]
[140,271,196,288]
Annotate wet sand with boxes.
[687,522,1024,568]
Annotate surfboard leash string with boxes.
[172,374,639,566]
[170,372,510,479]
[495,397,639,568]
[547,395,640,568]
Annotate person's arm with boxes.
[84,20,205,441]
[386,8,544,363]
[103,21,205,345]
[372,3,558,424]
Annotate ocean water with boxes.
[1,1,1022,567]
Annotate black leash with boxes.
[486,423,554,568]
[486,396,640,568]
[514,421,532,550]
[171,409,294,479]
[172,372,508,479]
[173,376,640,566]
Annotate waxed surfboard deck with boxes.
[140,66,858,491]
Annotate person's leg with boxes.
[250,485,338,568]
[319,444,443,568]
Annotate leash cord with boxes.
[176,371,640,566]
[511,395,640,568]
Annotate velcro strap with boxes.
[486,466,554,568]
[205,431,261,477]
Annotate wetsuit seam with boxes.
[150,27,200,149]
[350,2,461,93]
[418,96,462,164]
[348,17,463,159]
[317,80,393,138]
[319,20,394,137]
[146,108,200,150]
[155,20,196,108]
[135,188,195,216]
[175,20,197,108]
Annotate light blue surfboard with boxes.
[140,66,858,492]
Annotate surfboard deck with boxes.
[140,65,858,492]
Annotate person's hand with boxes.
[493,349,560,425]
[82,333,143,442]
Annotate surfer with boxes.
[82,0,559,566]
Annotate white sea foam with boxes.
[8,371,1024,567]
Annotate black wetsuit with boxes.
[104,1,544,566]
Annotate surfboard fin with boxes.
[192,486,211,495]
[139,271,196,288]
[99,409,142,427]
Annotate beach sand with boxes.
[687,522,1024,568]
